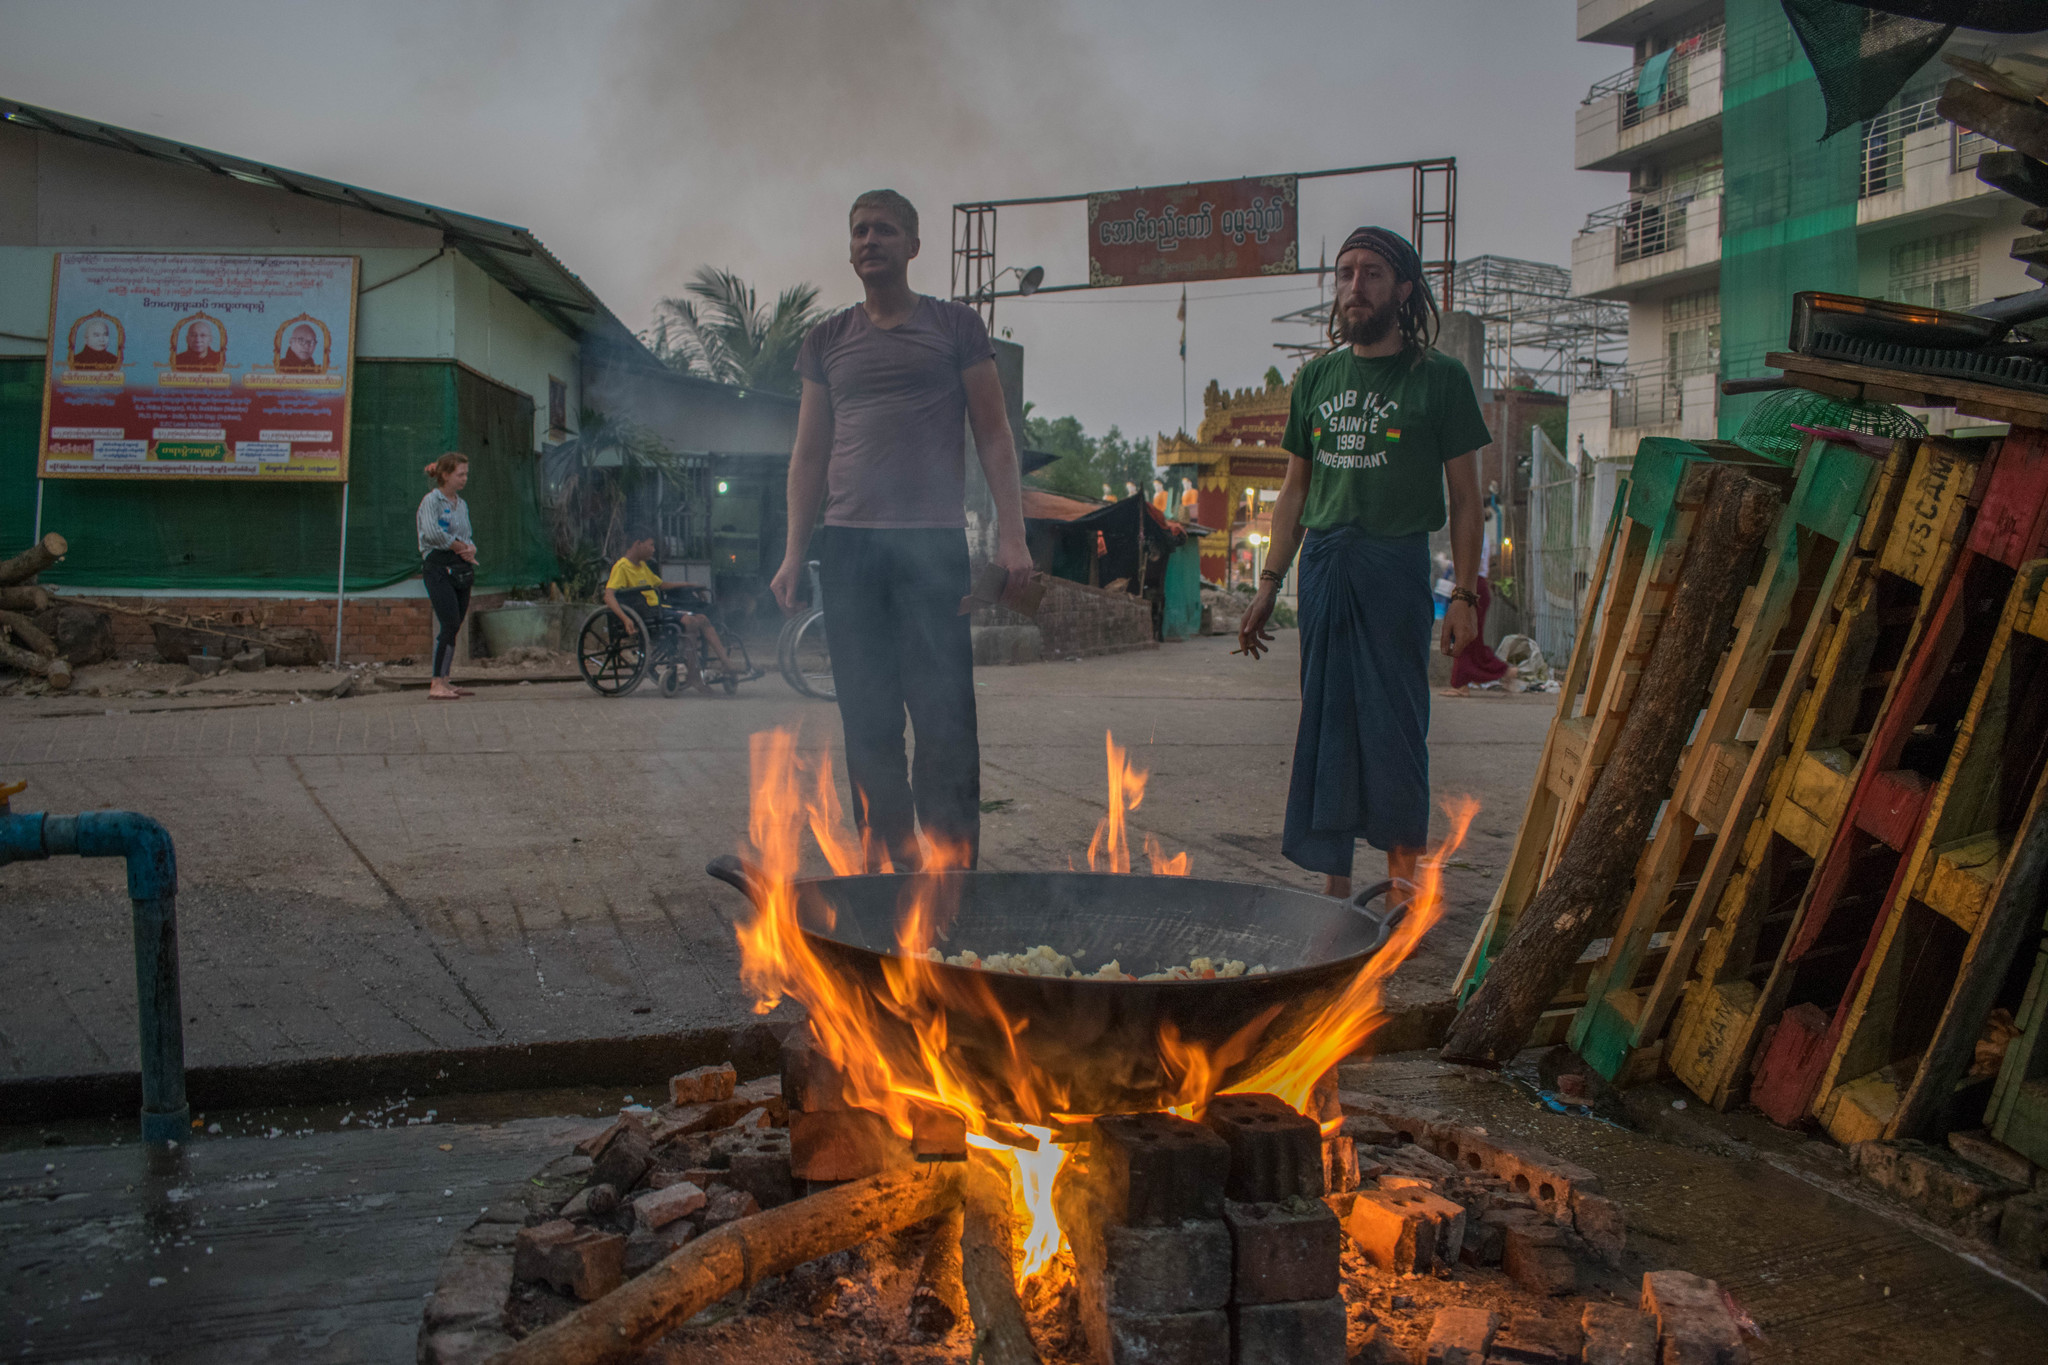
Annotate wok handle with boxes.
[706,854,771,908]
[1348,878,1418,947]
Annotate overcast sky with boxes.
[1,0,1625,443]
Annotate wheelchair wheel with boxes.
[577,607,649,697]
[716,637,752,695]
[661,664,682,698]
[781,608,834,701]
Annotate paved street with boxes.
[0,631,1552,1083]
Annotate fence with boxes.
[1521,426,1610,666]
[1586,172,1722,266]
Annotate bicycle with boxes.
[576,587,754,699]
[776,560,835,701]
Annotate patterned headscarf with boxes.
[1338,226,1424,283]
[1330,225,1439,360]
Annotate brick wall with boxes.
[72,592,506,665]
[979,575,1155,659]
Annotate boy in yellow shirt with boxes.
[602,531,744,689]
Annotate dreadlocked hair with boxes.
[1326,273,1441,367]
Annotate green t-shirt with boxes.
[1280,347,1492,536]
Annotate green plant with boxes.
[540,407,689,585]
[646,267,826,396]
[1271,600,1298,629]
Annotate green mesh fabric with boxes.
[0,358,555,591]
[1719,0,1866,446]
[1734,386,1927,461]
[1783,0,1952,139]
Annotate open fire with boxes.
[733,725,1477,1293]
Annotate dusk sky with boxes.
[1,0,1625,444]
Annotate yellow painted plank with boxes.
[1923,834,2007,933]
[1878,439,1976,587]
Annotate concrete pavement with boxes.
[0,631,1553,1089]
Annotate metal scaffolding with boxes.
[1271,254,1626,394]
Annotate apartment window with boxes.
[1664,290,1722,379]
[1889,230,1979,311]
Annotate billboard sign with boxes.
[1087,176,1297,288]
[39,252,359,481]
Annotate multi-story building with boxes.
[1567,0,2047,468]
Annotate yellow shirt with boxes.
[606,557,663,607]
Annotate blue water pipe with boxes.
[0,781,187,1143]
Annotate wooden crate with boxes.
[1455,437,1797,1007]
[1988,776,2048,1166]
[1567,438,1886,1083]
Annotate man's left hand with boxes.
[995,532,1034,601]
[1442,598,1479,657]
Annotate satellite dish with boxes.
[1018,265,1045,297]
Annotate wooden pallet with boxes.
[1813,560,2048,1142]
[1566,438,1886,1084]
[1988,769,2048,1166]
[1768,349,2048,432]
[1454,438,1797,1046]
[1666,435,1991,1108]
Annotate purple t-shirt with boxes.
[796,296,995,529]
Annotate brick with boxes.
[1423,1305,1497,1365]
[623,1220,694,1276]
[1228,1295,1345,1365]
[1091,1112,1232,1226]
[1323,1135,1360,1194]
[1224,1198,1341,1305]
[591,1127,653,1194]
[911,1105,968,1161]
[1581,1302,1658,1365]
[1458,1213,1503,1266]
[1850,1139,2024,1237]
[1641,1270,1748,1365]
[513,1221,626,1301]
[724,1126,796,1208]
[669,1063,736,1105]
[1203,1092,1325,1201]
[702,1185,760,1227]
[1502,1222,1576,1296]
[1999,1192,2048,1269]
[780,1025,852,1112]
[1093,1308,1230,1365]
[1490,1313,1584,1364]
[1950,1129,2036,1188]
[1410,1189,1467,1266]
[1572,1188,1628,1266]
[631,1180,706,1230]
[1070,1213,1233,1316]
[733,1073,787,1124]
[787,1107,905,1182]
[574,1112,640,1159]
[1338,1188,1436,1273]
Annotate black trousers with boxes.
[423,554,471,679]
[819,527,980,871]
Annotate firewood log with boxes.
[1441,467,1782,1068]
[960,1153,1044,1365]
[0,586,53,614]
[0,533,66,586]
[0,610,56,657]
[490,1163,963,1365]
[0,637,71,689]
[907,1204,967,1338]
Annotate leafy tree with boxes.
[1024,412,1156,502]
[647,267,826,395]
[540,407,689,596]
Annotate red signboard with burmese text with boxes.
[1087,177,1298,288]
[39,252,359,481]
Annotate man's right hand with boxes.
[1238,585,1278,660]
[770,555,803,613]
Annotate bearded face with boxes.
[1333,249,1410,348]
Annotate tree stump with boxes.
[1441,466,1782,1069]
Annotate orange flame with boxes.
[733,727,1473,1290]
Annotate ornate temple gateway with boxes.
[1155,373,1292,582]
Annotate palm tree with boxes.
[647,267,826,396]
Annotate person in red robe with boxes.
[277,323,321,373]
[173,318,224,371]
[70,317,121,370]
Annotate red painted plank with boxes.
[1854,769,1934,851]
[1967,426,2048,568]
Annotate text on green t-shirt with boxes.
[1279,347,1492,537]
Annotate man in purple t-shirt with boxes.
[774,189,1032,872]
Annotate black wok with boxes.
[706,857,1409,1119]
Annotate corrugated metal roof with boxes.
[1,95,647,355]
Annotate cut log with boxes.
[907,1204,968,1339]
[0,533,66,587]
[0,610,56,658]
[490,1163,962,1365]
[0,586,53,614]
[1442,467,1782,1068]
[960,1153,1044,1365]
[0,637,71,689]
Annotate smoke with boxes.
[589,0,1152,326]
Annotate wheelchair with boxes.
[576,587,753,698]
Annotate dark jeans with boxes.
[819,527,979,871]
[423,553,472,679]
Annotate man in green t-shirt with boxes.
[1238,226,1490,898]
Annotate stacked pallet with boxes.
[1460,392,2048,1158]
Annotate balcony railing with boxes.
[1584,27,1725,129]
[1579,357,1718,429]
[1584,173,1722,265]
[1860,95,2009,198]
